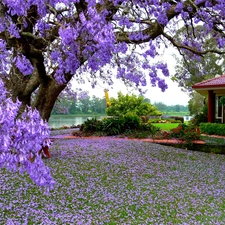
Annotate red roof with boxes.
[192,74,225,89]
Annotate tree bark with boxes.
[4,68,68,121]
[32,78,67,121]
[3,50,70,121]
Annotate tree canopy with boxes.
[172,25,225,92]
[1,0,225,120]
[1,0,225,188]
[106,92,162,116]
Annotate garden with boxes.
[72,115,200,145]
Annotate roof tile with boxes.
[192,74,225,88]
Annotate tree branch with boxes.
[162,31,225,55]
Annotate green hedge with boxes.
[200,123,225,135]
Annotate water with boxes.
[48,116,102,129]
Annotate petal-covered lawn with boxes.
[1,136,225,224]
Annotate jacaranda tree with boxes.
[1,0,225,187]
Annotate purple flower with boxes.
[15,55,34,76]
[8,23,20,38]
[175,2,184,12]
[0,78,54,190]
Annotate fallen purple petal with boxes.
[1,134,225,224]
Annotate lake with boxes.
[48,116,102,129]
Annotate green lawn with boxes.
[152,123,180,131]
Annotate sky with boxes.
[72,48,191,106]
[74,75,190,106]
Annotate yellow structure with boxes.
[104,89,111,107]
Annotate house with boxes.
[192,74,225,123]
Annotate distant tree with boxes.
[188,92,206,116]
[153,102,188,114]
[51,102,69,115]
[106,92,162,116]
[153,102,167,112]
[174,104,181,112]
[69,101,81,114]
[51,92,72,114]
[143,98,151,104]
[52,93,107,115]
[180,105,188,112]
[90,95,106,114]
[78,96,91,114]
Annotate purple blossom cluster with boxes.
[51,5,116,84]
[15,54,34,76]
[1,136,225,224]
[0,79,54,190]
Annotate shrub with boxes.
[182,127,201,146]
[101,117,126,136]
[122,123,161,139]
[170,116,184,123]
[148,118,161,123]
[140,123,153,131]
[101,113,142,136]
[123,113,141,130]
[140,116,149,123]
[139,123,161,139]
[79,115,164,138]
[172,119,182,123]
[106,92,162,116]
[171,123,187,139]
[200,123,225,135]
[170,123,200,145]
[80,117,103,133]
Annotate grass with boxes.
[1,130,225,224]
[152,122,180,131]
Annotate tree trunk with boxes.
[4,56,71,121]
[33,78,67,121]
